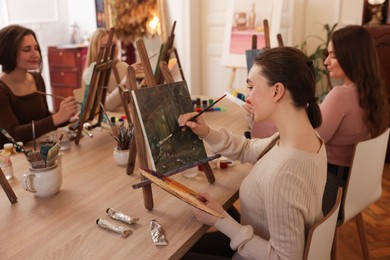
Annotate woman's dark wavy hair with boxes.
[253,46,322,128]
[0,24,42,73]
[331,25,389,137]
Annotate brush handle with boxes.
[157,94,227,146]
[0,128,28,155]
[35,90,82,105]
[178,93,227,131]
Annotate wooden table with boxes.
[0,98,250,259]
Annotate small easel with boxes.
[121,38,217,210]
[154,21,185,85]
[276,33,284,47]
[228,19,271,90]
[0,168,17,204]
[75,28,122,145]
[118,21,191,177]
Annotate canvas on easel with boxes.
[117,61,198,177]
[122,38,217,210]
[74,28,120,144]
[132,81,208,174]
[245,19,271,73]
[245,21,285,73]
[222,0,284,90]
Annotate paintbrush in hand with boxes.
[34,90,82,105]
[157,93,227,147]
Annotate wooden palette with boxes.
[140,168,224,218]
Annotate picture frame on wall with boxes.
[95,0,108,28]
[387,1,390,24]
[221,0,284,68]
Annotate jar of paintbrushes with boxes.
[21,136,63,197]
[0,127,63,197]
[111,123,133,166]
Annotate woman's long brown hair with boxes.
[332,25,389,137]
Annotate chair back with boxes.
[304,187,342,260]
[342,128,390,223]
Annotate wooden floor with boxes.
[232,163,390,259]
[336,163,390,260]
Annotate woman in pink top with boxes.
[317,25,388,214]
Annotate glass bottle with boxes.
[0,152,14,180]
[248,3,256,30]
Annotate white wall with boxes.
[295,0,364,54]
[67,0,97,38]
[0,0,366,98]
[161,0,201,93]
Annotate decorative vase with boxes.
[234,12,247,30]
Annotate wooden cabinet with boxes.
[365,25,390,90]
[48,45,88,111]
[365,25,390,161]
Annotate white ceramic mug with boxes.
[21,156,62,197]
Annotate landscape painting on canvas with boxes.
[132,81,208,173]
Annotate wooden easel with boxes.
[154,21,185,85]
[0,168,17,204]
[75,28,122,145]
[118,21,194,177]
[276,33,284,47]
[228,19,271,90]
[121,38,217,210]
[117,76,137,176]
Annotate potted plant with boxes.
[297,23,338,101]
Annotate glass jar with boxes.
[181,167,198,178]
[113,148,129,166]
[3,143,14,154]
[0,153,14,180]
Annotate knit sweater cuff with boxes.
[215,211,254,250]
[203,128,222,145]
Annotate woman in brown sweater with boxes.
[0,25,77,147]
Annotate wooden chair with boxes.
[303,187,342,260]
[332,127,390,260]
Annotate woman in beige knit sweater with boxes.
[180,47,327,259]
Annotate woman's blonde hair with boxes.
[84,28,120,70]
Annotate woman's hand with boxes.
[52,96,78,126]
[178,112,210,138]
[131,62,143,73]
[243,101,254,115]
[193,192,224,226]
